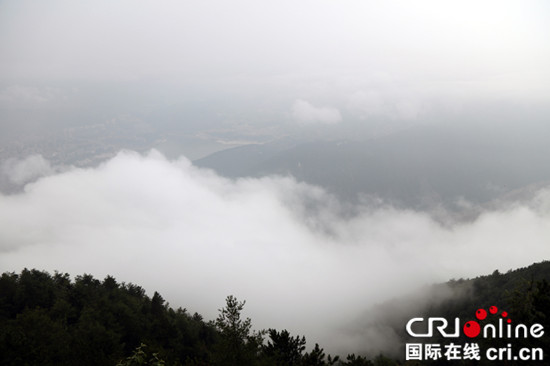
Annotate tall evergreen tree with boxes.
[263,328,306,365]
[213,295,263,365]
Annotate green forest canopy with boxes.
[1,261,549,366]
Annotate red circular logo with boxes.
[463,321,481,338]
[476,308,487,320]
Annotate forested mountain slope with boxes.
[1,261,549,365]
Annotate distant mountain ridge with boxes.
[195,123,550,211]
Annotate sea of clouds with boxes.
[1,150,549,355]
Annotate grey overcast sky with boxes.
[1,0,549,120]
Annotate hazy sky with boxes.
[1,0,549,131]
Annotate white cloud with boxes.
[292,99,342,125]
[1,154,56,185]
[0,150,549,354]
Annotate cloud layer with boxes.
[1,154,57,185]
[292,99,342,125]
[0,151,549,354]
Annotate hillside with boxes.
[195,124,550,211]
[1,262,549,365]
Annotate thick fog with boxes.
[1,151,549,353]
[2,0,550,145]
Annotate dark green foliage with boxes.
[0,269,215,366]
[400,261,550,365]
[505,278,550,362]
[302,343,339,366]
[212,295,264,366]
[372,354,395,366]
[0,269,400,365]
[341,354,373,366]
[438,261,550,321]
[116,343,166,366]
[1,262,548,366]
[263,329,306,365]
